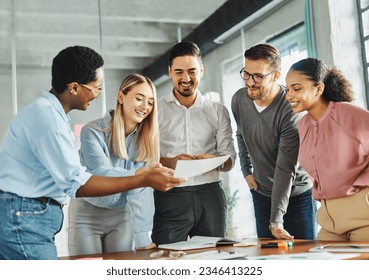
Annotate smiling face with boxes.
[243,58,279,103]
[285,70,324,114]
[119,81,154,133]
[68,67,104,111]
[169,55,203,100]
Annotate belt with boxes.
[168,181,221,192]
[34,197,64,208]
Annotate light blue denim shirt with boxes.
[0,91,92,205]
[78,110,154,247]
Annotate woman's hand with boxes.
[136,162,187,191]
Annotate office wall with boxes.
[0,69,12,138]
[325,0,366,106]
[0,67,130,141]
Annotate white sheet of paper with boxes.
[247,252,361,260]
[173,155,230,178]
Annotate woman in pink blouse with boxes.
[285,58,369,241]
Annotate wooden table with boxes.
[59,239,369,260]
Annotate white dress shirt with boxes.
[158,91,236,186]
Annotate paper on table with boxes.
[173,155,230,178]
[247,252,361,260]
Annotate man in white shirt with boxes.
[151,41,236,245]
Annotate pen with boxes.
[260,242,293,249]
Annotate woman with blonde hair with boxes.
[68,73,159,255]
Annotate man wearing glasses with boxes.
[231,44,317,240]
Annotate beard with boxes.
[246,85,269,101]
[174,81,196,97]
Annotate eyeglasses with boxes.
[79,84,103,99]
[239,69,275,83]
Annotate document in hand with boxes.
[173,155,230,178]
[158,236,240,251]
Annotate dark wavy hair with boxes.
[51,46,104,93]
[169,41,202,66]
[289,58,354,102]
[244,43,281,71]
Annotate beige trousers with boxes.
[316,187,369,241]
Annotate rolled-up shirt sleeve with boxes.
[34,130,92,201]
[215,104,237,168]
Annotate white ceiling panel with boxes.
[0,0,228,71]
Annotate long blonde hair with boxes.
[109,74,159,162]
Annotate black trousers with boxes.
[151,181,227,246]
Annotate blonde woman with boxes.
[68,74,159,255]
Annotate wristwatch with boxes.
[269,222,283,231]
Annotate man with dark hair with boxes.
[231,43,317,240]
[151,41,236,245]
[0,46,185,260]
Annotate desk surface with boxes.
[59,239,369,260]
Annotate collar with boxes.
[309,101,334,126]
[103,109,137,138]
[42,91,71,124]
[164,90,204,108]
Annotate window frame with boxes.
[357,0,369,108]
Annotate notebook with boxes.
[158,236,241,250]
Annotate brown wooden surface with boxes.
[59,239,369,260]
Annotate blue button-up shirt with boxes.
[77,110,154,247]
[0,91,92,204]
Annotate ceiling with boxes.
[0,0,228,74]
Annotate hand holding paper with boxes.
[173,154,230,178]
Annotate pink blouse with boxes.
[298,101,369,200]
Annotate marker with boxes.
[260,242,293,249]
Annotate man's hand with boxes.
[192,154,216,160]
[136,242,157,250]
[136,162,186,191]
[160,154,195,169]
[245,174,258,191]
[270,226,294,240]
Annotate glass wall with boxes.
[267,22,308,85]
[0,0,120,142]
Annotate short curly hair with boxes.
[51,46,104,93]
